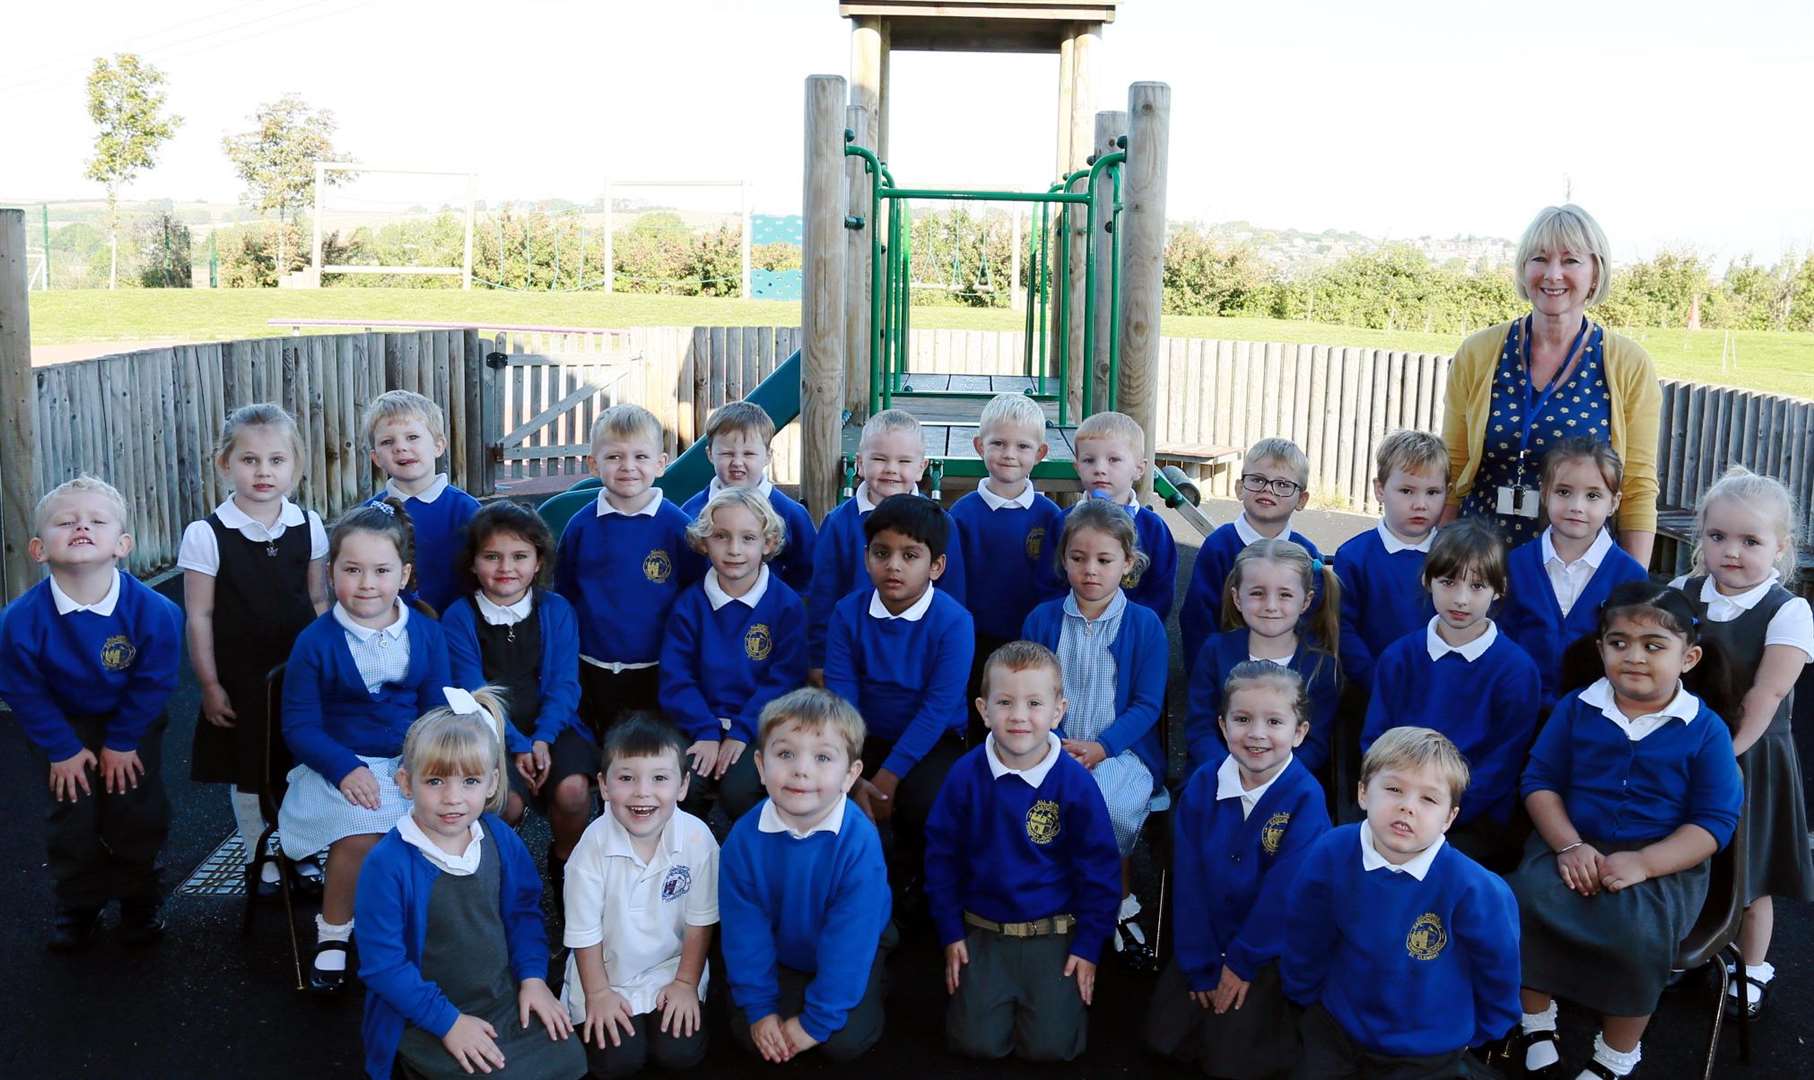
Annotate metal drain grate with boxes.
[175,834,248,897]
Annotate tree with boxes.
[84,53,182,288]
[221,94,346,279]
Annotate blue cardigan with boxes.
[1021,594,1169,786]
[282,610,451,785]
[1500,534,1650,709]
[441,589,585,753]
[1185,629,1342,776]
[355,817,548,1080]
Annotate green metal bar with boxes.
[844,144,890,417]
[899,200,912,396]
[1081,151,1126,419]
[1054,199,1070,429]
[1037,190,1055,397]
[1021,235,1036,378]
[881,188,1090,205]
[1107,174,1124,411]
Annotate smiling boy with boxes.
[363,391,481,615]
[679,401,818,594]
[1335,430,1449,692]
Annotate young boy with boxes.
[563,713,718,1078]
[925,641,1119,1062]
[720,688,895,1064]
[1180,437,1322,667]
[556,404,705,735]
[1070,411,1179,624]
[1362,520,1541,871]
[806,408,967,674]
[1334,430,1447,693]
[679,400,817,594]
[0,476,183,950]
[824,495,974,883]
[947,393,1067,727]
[1282,726,1520,1078]
[363,389,481,615]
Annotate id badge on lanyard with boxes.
[1497,317,1590,519]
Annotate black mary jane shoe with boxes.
[1725,971,1768,1020]
[1581,1060,1632,1080]
[1111,915,1158,974]
[119,898,167,945]
[308,940,353,993]
[1511,1029,1565,1078]
[47,907,102,953]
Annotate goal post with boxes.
[310,162,477,289]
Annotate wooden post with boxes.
[877,18,892,163]
[1055,33,1075,181]
[1062,27,1097,421]
[1090,109,1126,414]
[844,105,874,421]
[1117,82,1170,500]
[801,75,848,523]
[0,209,38,601]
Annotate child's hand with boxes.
[338,765,382,810]
[1190,989,1215,1011]
[1062,740,1108,769]
[48,748,98,803]
[714,738,748,780]
[654,978,701,1038]
[100,747,144,794]
[1210,966,1249,1014]
[781,1016,820,1055]
[944,940,969,994]
[517,977,572,1041]
[201,683,237,728]
[441,1013,505,1074]
[529,740,552,784]
[1063,954,1097,1005]
[685,739,719,778]
[582,985,636,1048]
[1556,843,1605,896]
[859,769,900,824]
[750,1014,793,1063]
[1600,850,1651,893]
[513,752,542,792]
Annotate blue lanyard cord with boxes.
[1515,315,1592,464]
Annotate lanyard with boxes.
[1514,315,1591,468]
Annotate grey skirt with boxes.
[1508,833,1711,1016]
[1738,726,1814,903]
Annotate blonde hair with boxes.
[401,687,511,814]
[1058,499,1151,584]
[859,408,923,451]
[1220,539,1342,671]
[1513,204,1612,308]
[1361,726,1470,807]
[1073,410,1144,454]
[34,475,130,535]
[1693,466,1801,584]
[981,640,1063,699]
[757,687,866,764]
[705,401,777,447]
[214,403,306,472]
[590,403,665,452]
[364,389,446,449]
[1244,437,1310,488]
[978,392,1048,438]
[1222,660,1310,730]
[686,487,787,560]
[1374,429,1448,487]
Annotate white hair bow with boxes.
[443,687,482,716]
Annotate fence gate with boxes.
[489,335,639,488]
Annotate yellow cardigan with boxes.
[1442,319,1660,534]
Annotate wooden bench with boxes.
[1155,442,1242,482]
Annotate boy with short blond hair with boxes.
[1334,429,1449,692]
[362,389,481,614]
[0,476,184,951]
[556,404,705,734]
[1070,410,1178,622]
[680,400,818,594]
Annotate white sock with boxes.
[1583,1033,1640,1078]
[314,915,353,972]
[1728,960,1776,1003]
[1521,1002,1560,1071]
[1118,893,1142,922]
[229,787,267,863]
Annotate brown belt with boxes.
[963,911,1076,938]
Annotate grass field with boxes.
[27,288,1814,399]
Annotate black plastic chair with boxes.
[1136,695,1175,968]
[240,663,306,990]
[1673,820,1750,1079]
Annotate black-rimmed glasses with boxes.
[1240,473,1303,498]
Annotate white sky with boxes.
[4,0,1812,267]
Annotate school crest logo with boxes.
[661,865,692,902]
[1406,912,1447,961]
[99,635,137,672]
[1024,527,1045,561]
[1025,799,1061,845]
[1260,812,1291,855]
[744,623,773,661]
[642,549,672,584]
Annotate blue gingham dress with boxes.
[1056,590,1154,855]
[277,615,416,859]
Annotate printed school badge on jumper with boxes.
[1024,527,1045,561]
[642,549,673,584]
[1025,799,1061,845]
[744,623,773,661]
[99,635,138,672]
[1406,912,1447,961]
[1260,811,1291,855]
[661,865,692,902]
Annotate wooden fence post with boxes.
[1116,83,1170,500]
[801,75,849,523]
[1090,109,1126,414]
[0,209,38,601]
[844,105,874,422]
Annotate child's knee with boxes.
[503,792,526,827]
[551,776,591,819]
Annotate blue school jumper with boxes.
[719,799,893,1042]
[659,571,808,743]
[1523,685,1743,848]
[1500,533,1650,709]
[1334,525,1435,690]
[366,481,480,615]
[554,494,705,665]
[1362,625,1541,827]
[1185,629,1342,776]
[283,610,452,784]
[824,588,974,777]
[441,590,585,754]
[948,486,1068,640]
[924,740,1122,961]
[0,572,182,760]
[1022,595,1169,787]
[354,814,547,1080]
[1283,824,1521,1057]
[681,482,818,596]
[1173,758,1331,990]
[804,490,969,667]
[1180,521,1322,670]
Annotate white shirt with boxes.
[985,732,1064,787]
[1359,821,1444,880]
[704,565,770,612]
[561,809,719,1019]
[396,815,485,876]
[868,586,935,622]
[386,473,450,504]
[49,569,122,617]
[1215,752,1293,820]
[333,601,410,643]
[707,476,775,501]
[1377,520,1436,555]
[1541,527,1614,618]
[1233,511,1290,546]
[1579,677,1701,742]
[595,487,663,518]
[757,794,847,839]
[1424,617,1499,663]
[474,590,534,626]
[854,483,880,514]
[976,477,1037,511]
[1669,573,1814,662]
[177,498,329,576]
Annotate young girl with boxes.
[1501,438,1650,711]
[1184,539,1343,778]
[1509,582,1743,1080]
[1022,499,1168,965]
[179,404,329,896]
[1148,663,1331,1079]
[280,500,452,992]
[355,688,585,1080]
[659,488,807,821]
[442,502,591,901]
[1669,467,1814,1018]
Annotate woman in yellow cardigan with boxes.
[1439,204,1660,566]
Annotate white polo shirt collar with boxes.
[596,806,688,866]
[758,796,847,839]
[49,570,122,617]
[1541,526,1613,573]
[595,487,663,518]
[333,601,410,643]
[869,585,935,622]
[976,477,1036,511]
[1425,617,1498,662]
[1695,572,1781,622]
[216,496,307,540]
[1233,511,1289,546]
[1377,520,1435,554]
[386,473,449,504]
[1216,752,1293,820]
[1359,821,1444,880]
[397,814,485,875]
[705,565,770,611]
[985,732,1063,787]
[1579,678,1700,742]
[854,483,880,514]
[475,590,534,626]
[708,476,775,501]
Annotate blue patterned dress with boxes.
[1460,318,1614,547]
